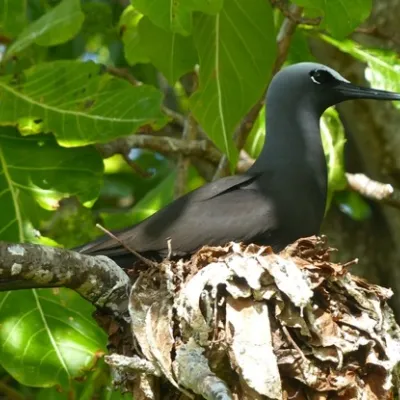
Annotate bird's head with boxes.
[268,62,400,114]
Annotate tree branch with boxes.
[0,242,130,315]
[345,173,400,208]
[97,134,222,166]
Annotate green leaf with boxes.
[137,17,198,84]
[131,0,224,36]
[6,0,84,57]
[0,60,166,146]
[245,106,265,159]
[131,0,192,35]
[120,5,149,65]
[0,127,103,243]
[294,0,372,38]
[320,35,400,109]
[190,0,276,166]
[320,108,347,209]
[0,288,107,388]
[189,0,224,14]
[335,190,372,221]
[0,0,27,38]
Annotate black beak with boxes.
[337,81,400,101]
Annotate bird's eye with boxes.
[309,69,335,85]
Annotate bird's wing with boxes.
[78,172,277,260]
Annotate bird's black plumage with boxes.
[77,62,400,268]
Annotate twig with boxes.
[281,325,307,363]
[346,173,400,209]
[273,5,304,74]
[270,0,322,26]
[96,224,156,268]
[121,152,152,178]
[106,66,139,86]
[0,242,130,314]
[175,115,197,197]
[97,134,222,166]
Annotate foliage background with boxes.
[0,0,399,397]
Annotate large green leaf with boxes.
[320,108,347,208]
[131,0,223,36]
[295,0,372,38]
[0,127,103,242]
[0,0,27,38]
[136,17,198,84]
[0,288,107,388]
[6,0,84,57]
[190,0,276,166]
[321,35,400,109]
[0,60,166,146]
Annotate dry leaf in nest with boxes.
[104,236,400,400]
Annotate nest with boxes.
[102,236,400,400]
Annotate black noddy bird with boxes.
[77,62,400,268]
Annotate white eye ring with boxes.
[311,75,321,84]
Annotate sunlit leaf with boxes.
[0,0,27,38]
[245,106,265,159]
[190,0,276,167]
[294,0,372,38]
[120,5,149,65]
[135,17,198,84]
[6,0,84,56]
[320,108,347,209]
[0,127,103,243]
[0,60,166,146]
[0,288,106,388]
[321,35,400,109]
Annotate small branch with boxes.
[0,242,130,315]
[270,0,322,26]
[346,173,400,209]
[122,152,152,178]
[273,5,304,74]
[97,134,222,166]
[175,115,197,198]
[105,354,161,376]
[106,66,139,86]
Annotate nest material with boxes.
[104,236,400,400]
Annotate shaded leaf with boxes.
[0,127,103,243]
[102,166,204,230]
[0,0,27,38]
[335,190,372,221]
[295,0,372,38]
[137,17,198,84]
[6,0,84,56]
[0,60,166,146]
[320,108,347,209]
[190,0,276,166]
[0,288,106,388]
[321,35,400,109]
